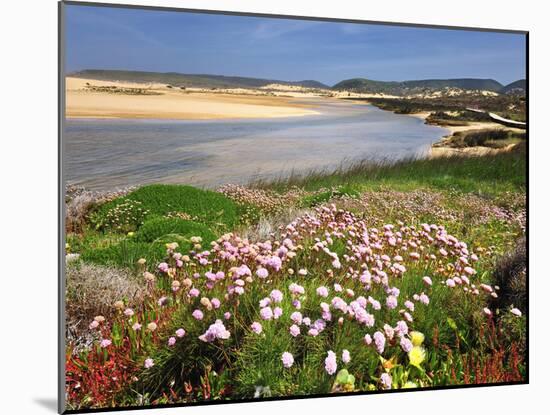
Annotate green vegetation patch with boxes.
[136,217,216,246]
[91,184,240,232]
[439,129,526,149]
[300,185,360,207]
[255,150,526,197]
[81,239,167,271]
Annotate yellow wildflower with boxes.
[410,331,425,347]
[408,346,426,368]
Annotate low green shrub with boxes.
[81,240,166,270]
[463,129,510,147]
[93,184,239,232]
[89,199,149,233]
[236,203,262,226]
[301,186,360,207]
[136,217,216,245]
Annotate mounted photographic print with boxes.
[59,1,528,413]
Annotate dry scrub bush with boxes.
[65,185,135,233]
[490,237,527,313]
[66,262,144,349]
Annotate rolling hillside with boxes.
[332,77,504,95]
[69,69,330,90]
[70,69,525,97]
[500,79,526,95]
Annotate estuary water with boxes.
[64,101,448,190]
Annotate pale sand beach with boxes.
[65,77,322,120]
[403,111,525,158]
[407,111,521,135]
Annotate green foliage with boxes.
[300,185,360,207]
[236,203,262,226]
[333,78,503,95]
[426,110,491,125]
[89,199,149,233]
[77,216,218,271]
[94,184,240,232]
[367,95,525,122]
[67,140,526,407]
[81,239,166,270]
[136,217,216,246]
[256,150,526,197]
[435,129,526,150]
[334,369,355,391]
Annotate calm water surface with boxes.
[64,101,448,190]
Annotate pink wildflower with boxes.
[511,308,522,317]
[325,350,338,375]
[290,311,303,325]
[342,349,351,364]
[100,339,111,348]
[419,293,430,305]
[386,295,398,310]
[256,267,269,279]
[400,337,413,353]
[192,309,204,320]
[260,306,274,320]
[251,322,263,334]
[270,289,283,303]
[281,352,294,368]
[273,307,283,319]
[380,373,392,389]
[308,328,319,337]
[316,286,329,297]
[464,266,476,275]
[289,324,300,337]
[199,319,230,342]
[373,331,385,354]
[364,334,372,345]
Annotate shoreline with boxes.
[402,111,524,158]
[65,76,523,161]
[66,77,323,120]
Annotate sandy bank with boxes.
[406,112,525,158]
[407,111,522,135]
[65,77,321,120]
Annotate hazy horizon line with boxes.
[66,67,525,87]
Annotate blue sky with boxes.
[65,4,526,86]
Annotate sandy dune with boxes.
[65,77,321,120]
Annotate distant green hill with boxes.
[500,79,526,95]
[331,78,402,94]
[332,77,504,95]
[70,69,521,97]
[403,78,502,91]
[69,69,330,90]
